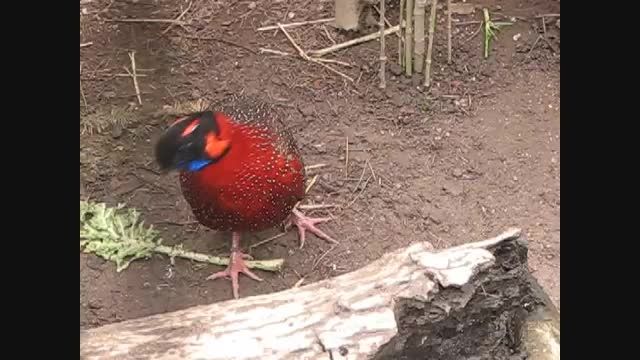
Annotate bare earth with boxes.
[80,0,559,328]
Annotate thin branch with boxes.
[373,4,402,39]
[277,23,310,60]
[378,0,387,89]
[414,0,426,73]
[257,18,334,31]
[447,0,452,64]
[80,42,93,48]
[297,204,339,210]
[398,0,405,65]
[322,25,336,45]
[535,13,560,18]
[127,51,142,105]
[424,0,438,87]
[249,232,288,250]
[461,22,483,44]
[309,26,400,57]
[404,0,414,75]
[345,137,349,177]
[276,23,354,82]
[259,48,291,56]
[305,163,328,171]
[161,1,193,35]
[80,64,88,108]
[105,18,187,25]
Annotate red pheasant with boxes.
[155,95,337,298]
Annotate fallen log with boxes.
[80,228,559,360]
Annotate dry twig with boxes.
[398,0,405,64]
[344,137,350,177]
[424,0,438,87]
[404,0,414,75]
[259,48,352,67]
[249,232,288,250]
[257,18,335,32]
[414,0,426,73]
[80,63,88,108]
[535,13,560,18]
[305,163,328,171]
[298,204,339,210]
[373,4,401,39]
[447,0,452,63]
[277,23,354,82]
[126,51,143,105]
[106,18,187,25]
[322,25,336,45]
[80,42,93,48]
[378,0,387,88]
[309,26,400,57]
[161,1,193,35]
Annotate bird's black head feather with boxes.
[154,111,222,172]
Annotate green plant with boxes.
[80,200,284,272]
[483,8,513,58]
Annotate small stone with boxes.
[248,1,256,9]
[88,300,102,309]
[391,93,405,107]
[389,63,403,76]
[288,12,295,19]
[339,346,349,356]
[111,124,123,139]
[419,203,433,219]
[443,182,464,196]
[513,33,522,41]
[298,104,315,117]
[103,91,116,99]
[429,208,445,224]
[452,168,464,178]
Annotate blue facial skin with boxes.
[184,159,213,172]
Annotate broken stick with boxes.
[424,0,438,87]
[276,23,354,82]
[414,0,427,73]
[447,0,452,63]
[379,0,387,89]
[127,51,142,105]
[257,18,334,32]
[309,25,400,57]
[404,0,414,75]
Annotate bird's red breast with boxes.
[178,96,306,232]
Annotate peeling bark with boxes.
[80,228,559,360]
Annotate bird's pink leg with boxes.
[289,208,339,249]
[206,232,262,299]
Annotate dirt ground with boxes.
[80,0,560,329]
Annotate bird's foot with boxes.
[207,248,263,299]
[289,208,338,249]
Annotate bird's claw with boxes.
[207,249,262,299]
[290,208,338,249]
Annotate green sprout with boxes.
[80,200,284,272]
[483,8,513,58]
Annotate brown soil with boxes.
[80,0,560,329]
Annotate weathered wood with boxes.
[80,228,559,360]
